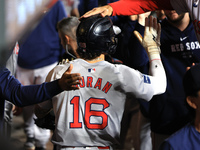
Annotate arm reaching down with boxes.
[80,0,173,19]
[0,64,82,107]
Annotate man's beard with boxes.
[167,13,185,24]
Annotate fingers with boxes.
[80,7,104,19]
[69,86,80,90]
[186,63,196,71]
[67,75,82,90]
[80,8,99,19]
[149,16,153,32]
[153,17,157,31]
[157,23,161,45]
[186,66,191,71]
[80,5,112,19]
[149,16,157,33]
[134,30,143,44]
[146,16,158,33]
[66,73,82,82]
[101,5,113,17]
[66,64,73,74]
[59,64,82,91]
[144,17,150,34]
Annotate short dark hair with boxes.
[57,17,80,40]
[76,48,101,60]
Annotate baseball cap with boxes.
[183,64,200,96]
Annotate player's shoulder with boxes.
[104,61,133,74]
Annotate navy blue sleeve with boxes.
[0,68,62,107]
[129,22,149,73]
[159,141,171,150]
[18,0,67,69]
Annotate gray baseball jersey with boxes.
[170,0,200,42]
[37,58,166,148]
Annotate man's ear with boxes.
[65,35,70,44]
[186,96,197,109]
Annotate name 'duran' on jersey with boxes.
[78,76,112,93]
[171,41,200,52]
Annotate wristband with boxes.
[146,46,161,61]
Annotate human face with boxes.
[164,10,185,23]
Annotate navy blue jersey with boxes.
[0,68,62,107]
[149,18,200,134]
[117,17,200,134]
[160,19,200,61]
[159,123,200,150]
[17,0,67,69]
[0,67,62,134]
[113,17,140,66]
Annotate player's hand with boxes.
[134,16,161,62]
[80,5,113,19]
[58,64,82,91]
[186,63,195,71]
[137,11,151,26]
[12,105,23,116]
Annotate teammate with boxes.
[0,66,81,134]
[0,66,81,106]
[159,64,200,150]
[16,1,67,149]
[57,16,80,61]
[129,10,200,150]
[35,16,81,150]
[61,0,80,17]
[78,0,119,17]
[80,0,200,43]
[35,14,166,149]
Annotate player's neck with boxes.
[194,113,200,133]
[86,54,105,63]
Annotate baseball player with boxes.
[16,1,67,149]
[35,15,166,149]
[81,0,200,44]
[126,10,200,150]
[0,66,81,135]
[159,64,200,150]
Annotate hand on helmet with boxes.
[134,16,161,62]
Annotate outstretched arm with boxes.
[0,64,82,107]
[80,0,172,19]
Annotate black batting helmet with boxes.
[76,14,117,55]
